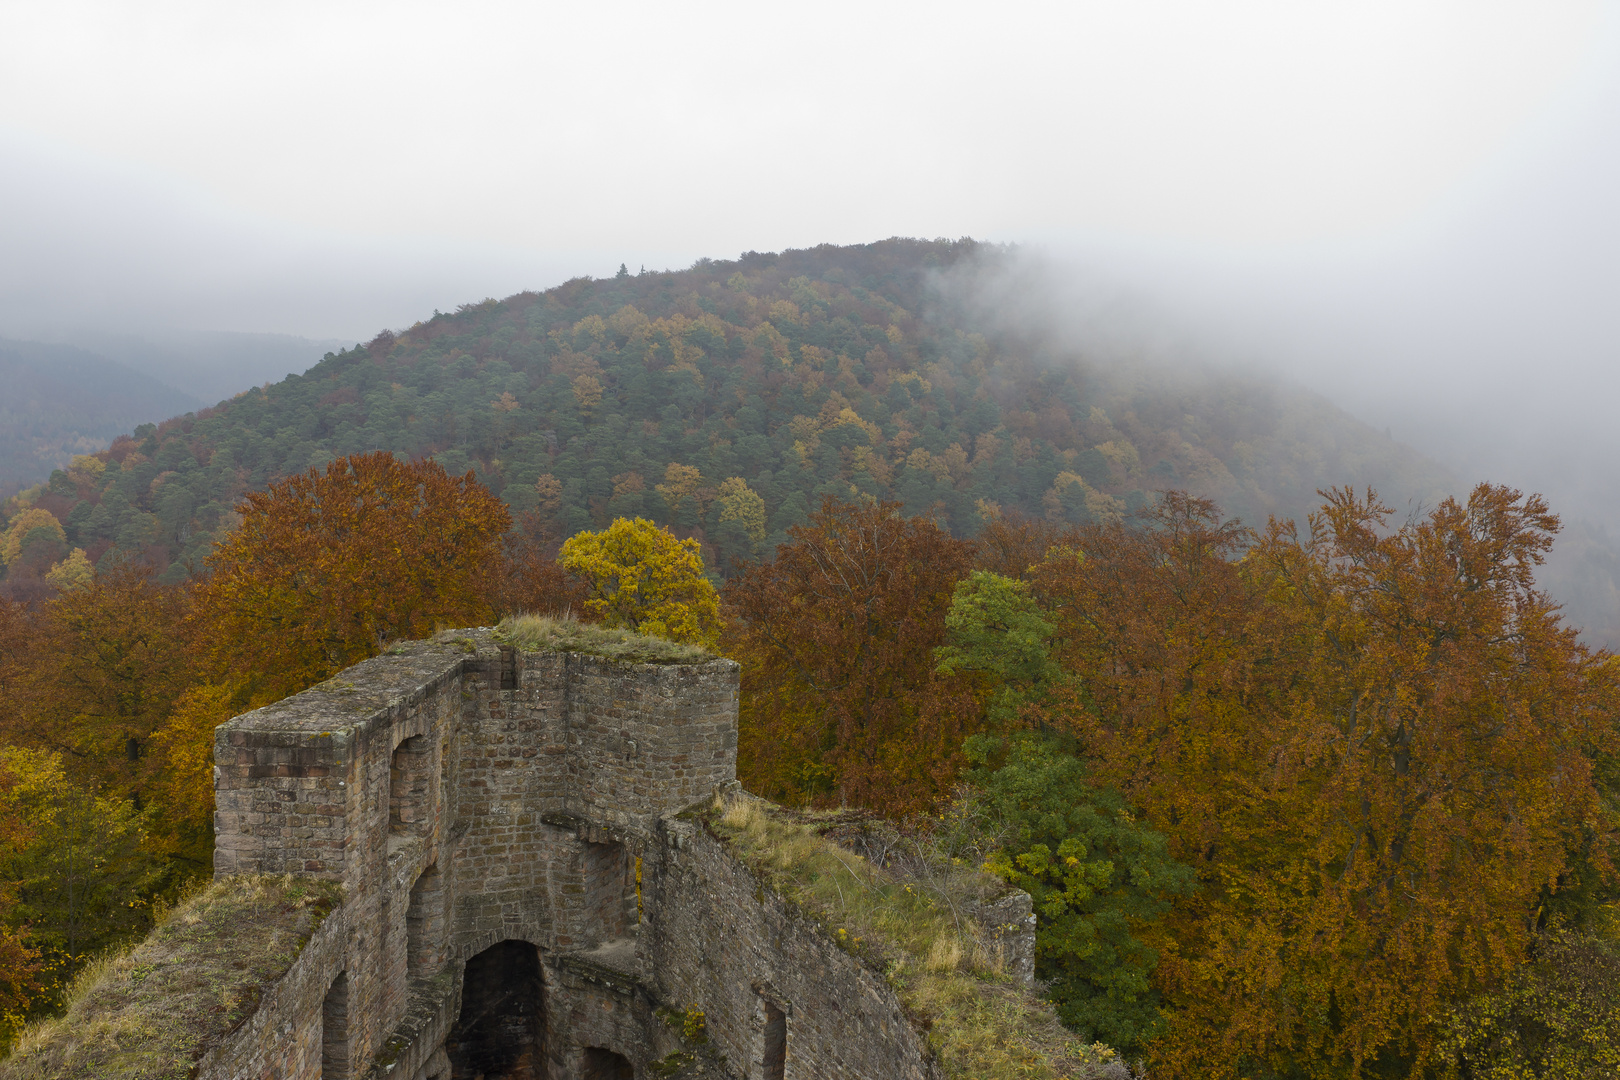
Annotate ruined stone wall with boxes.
[125,628,1034,1080]
[647,818,944,1080]
[190,899,351,1078]
[203,632,749,1080]
[212,637,469,1076]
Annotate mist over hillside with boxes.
[0,339,201,495]
[0,241,1437,558]
[54,330,348,408]
[4,237,1616,642]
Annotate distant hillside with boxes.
[58,329,347,409]
[0,239,1457,590]
[0,338,201,492]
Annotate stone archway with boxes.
[446,939,547,1080]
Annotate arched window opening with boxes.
[406,863,443,979]
[390,734,432,838]
[322,971,351,1079]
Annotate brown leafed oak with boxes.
[196,452,509,703]
[724,498,979,815]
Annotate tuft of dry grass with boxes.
[1,875,342,1078]
[708,795,1127,1080]
[495,613,716,665]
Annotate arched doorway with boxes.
[581,1047,633,1080]
[446,940,547,1079]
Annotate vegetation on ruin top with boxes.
[1,875,341,1079]
[706,794,1128,1080]
[495,613,717,665]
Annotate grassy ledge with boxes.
[495,614,715,665]
[706,796,1126,1080]
[1,875,342,1078]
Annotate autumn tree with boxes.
[0,594,32,744]
[713,476,767,566]
[973,502,1072,581]
[724,498,977,815]
[1029,487,1620,1078]
[655,463,710,531]
[5,564,193,800]
[1440,923,1620,1078]
[0,747,160,1022]
[0,508,65,578]
[0,750,42,1046]
[484,509,586,618]
[558,516,720,645]
[145,683,236,871]
[196,451,510,703]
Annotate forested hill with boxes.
[1,238,1448,590]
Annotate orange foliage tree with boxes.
[485,509,586,618]
[0,750,42,1041]
[0,594,30,746]
[1,565,193,801]
[196,452,510,703]
[724,498,979,815]
[145,683,237,871]
[1031,487,1620,1078]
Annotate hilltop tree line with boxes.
[0,446,1615,1077]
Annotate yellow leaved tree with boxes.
[558,517,720,646]
[716,477,767,547]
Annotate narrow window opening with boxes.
[582,1047,634,1080]
[500,644,518,689]
[763,999,787,1080]
[581,840,632,944]
[322,972,351,1079]
[406,864,442,979]
[389,734,432,838]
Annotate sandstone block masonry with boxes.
[196,630,1031,1080]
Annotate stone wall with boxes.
[191,898,351,1078]
[648,817,944,1080]
[38,628,1038,1080]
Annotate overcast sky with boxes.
[4,0,1619,518]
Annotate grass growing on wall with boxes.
[708,795,1128,1080]
[495,613,716,665]
[1,875,341,1078]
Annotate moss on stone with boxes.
[2,875,342,1079]
[495,614,716,665]
[707,796,1126,1080]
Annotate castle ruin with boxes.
[194,629,1033,1079]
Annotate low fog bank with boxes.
[0,338,201,494]
[49,330,348,409]
[1038,52,1620,540]
[939,241,1620,645]
[0,132,683,349]
[937,245,1457,520]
